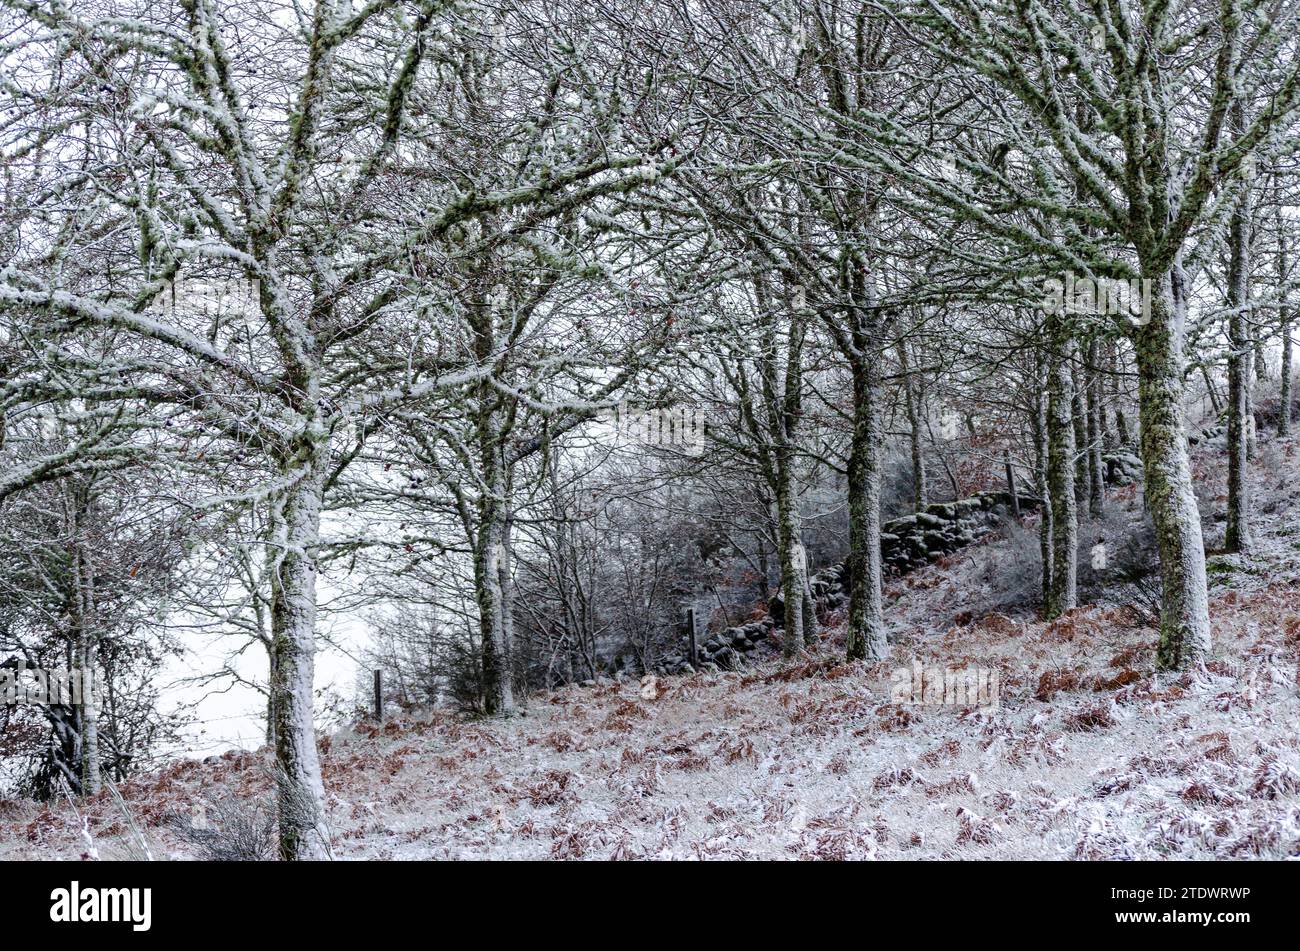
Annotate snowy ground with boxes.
[3,439,1299,860]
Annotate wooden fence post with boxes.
[686,607,698,668]
[1004,451,1021,517]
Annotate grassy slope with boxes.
[3,437,1298,860]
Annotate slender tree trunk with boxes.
[1241,353,1258,472]
[477,511,514,715]
[753,276,809,658]
[1103,341,1121,449]
[801,567,819,645]
[499,505,518,707]
[73,591,100,796]
[1004,449,1020,517]
[845,358,887,662]
[1045,321,1078,617]
[1253,328,1270,382]
[1135,266,1211,669]
[1254,341,1269,381]
[774,459,806,658]
[1278,199,1293,437]
[1071,361,1090,512]
[898,340,927,510]
[68,487,100,797]
[259,590,277,748]
[78,643,100,795]
[1283,314,1294,435]
[1114,404,1131,446]
[1226,143,1254,553]
[269,453,331,861]
[1196,364,1222,417]
[1086,339,1105,517]
[474,358,515,713]
[1032,386,1053,613]
[266,669,277,748]
[1112,341,1133,447]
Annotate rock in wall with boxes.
[660,490,1040,673]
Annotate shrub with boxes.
[980,517,1044,611]
[1077,505,1160,622]
[168,796,277,861]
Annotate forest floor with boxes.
[3,436,1299,860]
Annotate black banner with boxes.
[0,859,1278,938]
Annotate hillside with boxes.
[4,436,1298,861]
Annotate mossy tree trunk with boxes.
[1134,266,1212,669]
[845,355,887,662]
[269,432,331,861]
[1045,316,1077,618]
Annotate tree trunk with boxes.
[1283,310,1294,436]
[1045,321,1078,617]
[801,568,819,646]
[1197,364,1223,416]
[774,460,806,658]
[68,488,100,796]
[477,515,515,715]
[1032,385,1053,614]
[1134,266,1211,669]
[756,534,772,603]
[499,506,519,708]
[77,642,100,796]
[266,648,278,749]
[1278,199,1293,437]
[1112,341,1132,447]
[269,458,331,861]
[898,341,927,510]
[1253,334,1270,383]
[1086,339,1105,517]
[1071,361,1089,512]
[1103,341,1121,449]
[1004,449,1020,517]
[475,370,516,714]
[845,359,887,662]
[1225,146,1254,553]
